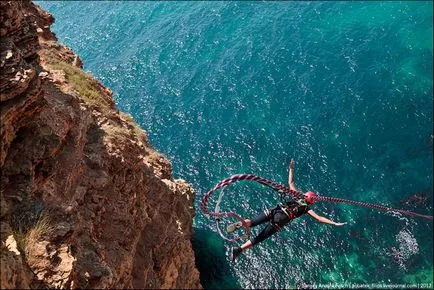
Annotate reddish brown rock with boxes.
[0,1,201,289]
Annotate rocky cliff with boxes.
[0,1,201,288]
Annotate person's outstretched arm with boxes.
[307,210,347,226]
[288,159,297,191]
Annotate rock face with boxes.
[0,1,201,289]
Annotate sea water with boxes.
[37,1,433,289]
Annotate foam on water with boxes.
[389,229,420,270]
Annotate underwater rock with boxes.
[399,192,429,208]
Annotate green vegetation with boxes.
[45,54,112,110]
[14,230,27,254]
[13,212,54,257]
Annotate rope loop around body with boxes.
[201,174,433,242]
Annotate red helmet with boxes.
[304,191,317,205]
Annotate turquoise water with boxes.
[38,1,433,289]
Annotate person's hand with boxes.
[289,159,295,169]
[334,222,347,226]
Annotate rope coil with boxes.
[201,174,433,242]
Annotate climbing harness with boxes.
[200,174,433,242]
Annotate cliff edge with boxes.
[0,1,201,288]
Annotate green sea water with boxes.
[37,1,433,289]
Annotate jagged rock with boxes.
[0,1,201,289]
[0,0,44,167]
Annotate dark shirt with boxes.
[285,200,310,218]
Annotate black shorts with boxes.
[250,206,292,245]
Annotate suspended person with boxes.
[228,159,347,262]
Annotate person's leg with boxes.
[231,210,290,261]
[227,207,275,233]
[250,207,274,227]
[227,219,251,233]
[231,223,278,261]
